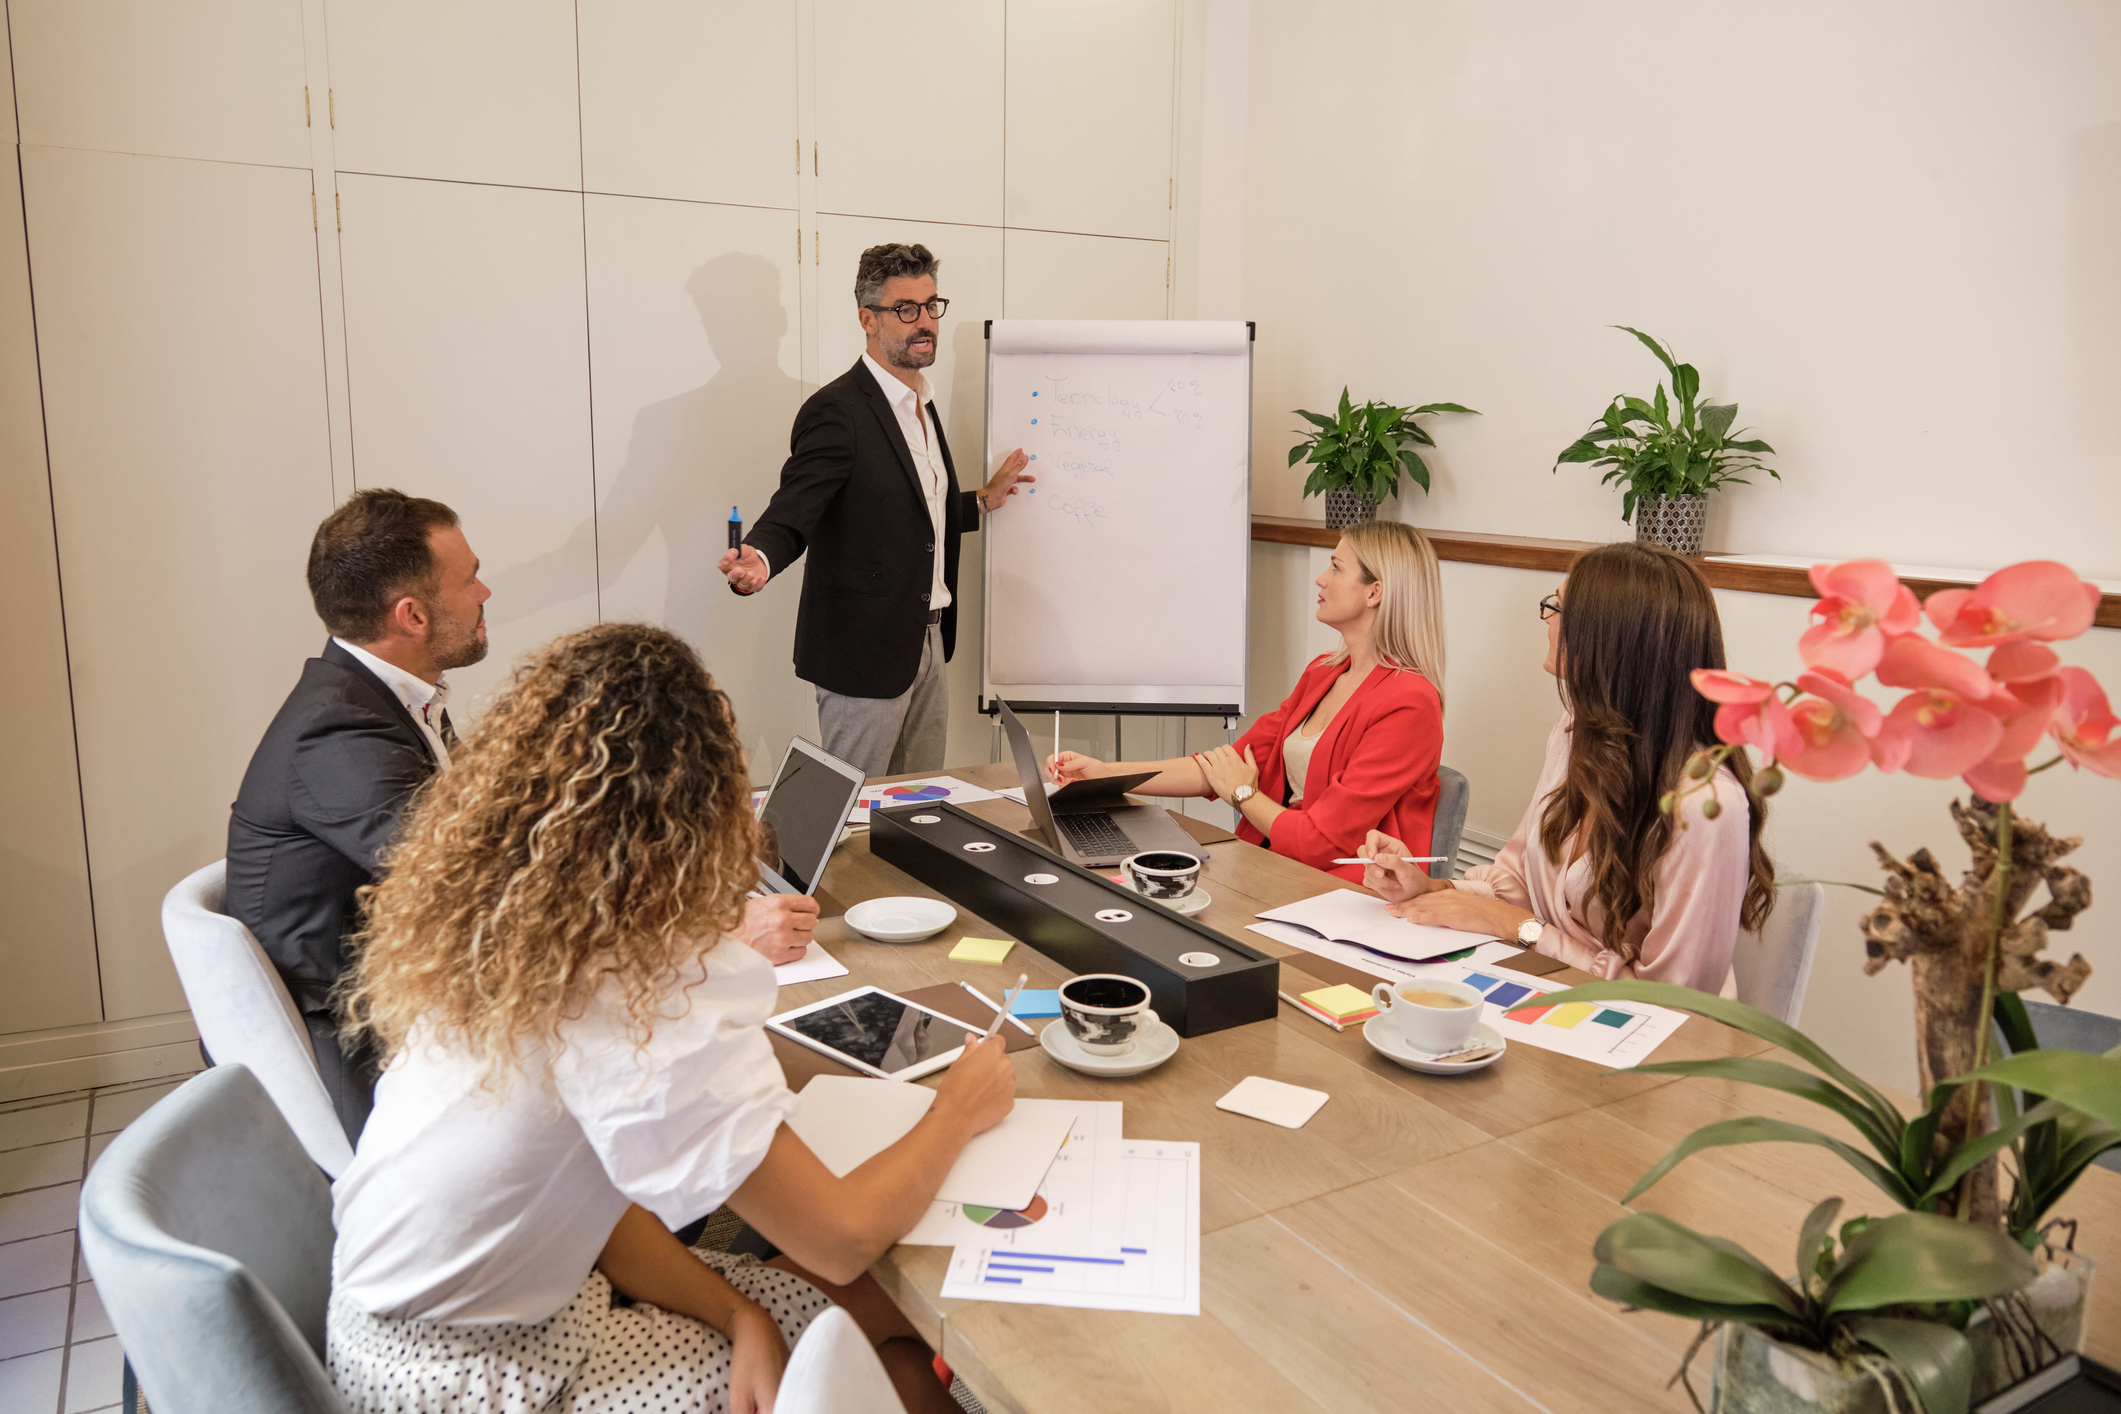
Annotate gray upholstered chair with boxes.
[1430,765,1470,880]
[161,859,354,1176]
[78,1064,349,1414]
[1731,880,1825,1026]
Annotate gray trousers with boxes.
[815,623,948,777]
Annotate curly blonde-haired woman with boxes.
[327,623,1012,1414]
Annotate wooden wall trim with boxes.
[1251,516,2121,629]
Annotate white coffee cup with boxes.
[1370,979,1483,1054]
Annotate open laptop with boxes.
[995,699,1203,867]
[754,737,866,895]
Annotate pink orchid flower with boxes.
[1958,677,2065,802]
[1692,669,1802,764]
[1800,560,1922,678]
[2051,666,2121,779]
[1874,634,1995,700]
[1778,669,1885,782]
[1924,561,2101,648]
[1876,689,2005,780]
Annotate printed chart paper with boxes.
[851,776,999,823]
[1255,890,1499,963]
[942,1139,1201,1316]
[1249,919,1522,987]
[1437,963,1689,1068]
[903,1102,1122,1246]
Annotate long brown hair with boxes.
[340,623,758,1085]
[1539,542,1774,957]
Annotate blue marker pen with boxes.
[727,505,743,552]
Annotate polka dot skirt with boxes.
[328,1250,831,1414]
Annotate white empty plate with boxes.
[843,896,957,943]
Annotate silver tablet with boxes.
[767,986,979,1082]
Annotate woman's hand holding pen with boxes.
[1048,751,1104,784]
[1359,830,1449,904]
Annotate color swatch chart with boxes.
[1442,963,1688,1068]
[850,775,999,823]
[940,1139,1200,1316]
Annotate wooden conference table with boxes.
[778,762,2121,1414]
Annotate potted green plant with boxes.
[1552,326,1777,554]
[1289,388,1478,529]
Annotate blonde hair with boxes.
[338,623,758,1087]
[1330,521,1446,694]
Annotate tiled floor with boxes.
[0,1071,203,1414]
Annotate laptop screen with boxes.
[995,699,1065,851]
[759,739,864,893]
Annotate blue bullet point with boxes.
[1030,418,1038,425]
[1029,454,1037,460]
[1031,390,1038,396]
[1028,487,1036,493]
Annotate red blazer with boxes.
[1224,656,1443,883]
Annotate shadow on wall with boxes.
[492,252,809,730]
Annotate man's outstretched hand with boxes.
[719,545,769,595]
[980,448,1035,511]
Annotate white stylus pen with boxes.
[983,973,1029,1041]
[961,979,1034,1035]
[1332,855,1449,867]
[1053,711,1061,772]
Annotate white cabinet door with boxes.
[1004,229,1169,319]
[325,0,581,190]
[12,0,310,168]
[584,195,812,754]
[579,0,799,210]
[812,0,1002,225]
[337,174,597,715]
[1006,0,1176,239]
[0,151,99,1035]
[24,147,334,1021]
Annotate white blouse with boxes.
[1455,716,1752,993]
[331,937,796,1325]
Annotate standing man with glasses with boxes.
[719,242,1031,775]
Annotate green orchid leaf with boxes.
[1594,1213,1804,1315]
[1410,402,1480,416]
[1515,982,1909,1136]
[1623,1116,1918,1208]
[1590,1264,1802,1331]
[1626,1057,1902,1160]
[1825,1210,2038,1312]
[1842,1315,1973,1414]
[1948,1048,2121,1129]
[1992,994,2039,1056]
[1616,325,1678,374]
[1796,1197,1843,1296]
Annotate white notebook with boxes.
[1255,888,1497,962]
[788,1076,1077,1211]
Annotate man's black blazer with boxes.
[226,640,438,1018]
[745,358,981,699]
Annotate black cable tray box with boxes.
[869,801,1278,1037]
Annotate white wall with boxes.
[1214,0,2121,580]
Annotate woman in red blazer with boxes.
[1050,521,1446,883]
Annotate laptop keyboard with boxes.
[1057,812,1136,858]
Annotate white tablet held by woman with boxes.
[768,986,981,1082]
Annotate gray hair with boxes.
[854,242,940,308]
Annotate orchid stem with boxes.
[1960,800,2013,1223]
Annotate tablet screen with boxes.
[779,991,978,1076]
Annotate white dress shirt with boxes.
[332,637,452,768]
[861,353,953,611]
[330,937,797,1323]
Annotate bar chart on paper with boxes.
[1441,964,1688,1068]
[941,1140,1200,1315]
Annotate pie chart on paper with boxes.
[961,1195,1048,1230]
[881,783,951,803]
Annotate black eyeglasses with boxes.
[1539,593,1563,622]
[865,298,950,323]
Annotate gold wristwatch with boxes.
[1231,784,1257,806]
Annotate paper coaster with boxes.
[1215,1075,1330,1130]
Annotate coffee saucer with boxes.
[1361,1017,1506,1075]
[1039,1017,1180,1077]
[1113,877,1212,916]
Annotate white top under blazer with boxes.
[330,936,796,1325]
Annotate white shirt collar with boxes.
[861,352,931,411]
[333,637,444,716]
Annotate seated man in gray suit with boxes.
[226,489,488,1143]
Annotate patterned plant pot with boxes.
[1633,493,1708,555]
[1323,487,1379,529]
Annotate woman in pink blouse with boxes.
[1364,542,1774,992]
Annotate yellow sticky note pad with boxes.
[1300,984,1378,1021]
[949,936,1017,964]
